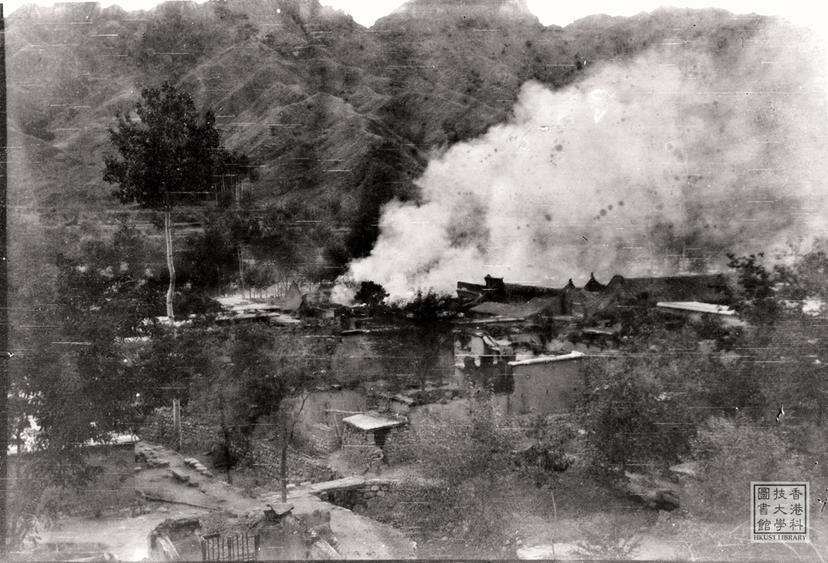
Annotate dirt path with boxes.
[259,477,415,559]
[39,506,205,561]
[141,442,416,558]
[326,505,416,559]
[39,441,826,561]
[39,441,415,560]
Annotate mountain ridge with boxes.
[8,0,779,275]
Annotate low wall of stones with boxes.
[340,426,383,470]
[245,439,339,484]
[339,424,413,468]
[294,422,341,455]
[139,407,222,454]
[139,408,338,484]
[315,481,397,514]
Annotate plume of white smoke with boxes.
[337,21,827,301]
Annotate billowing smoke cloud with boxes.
[338,21,827,301]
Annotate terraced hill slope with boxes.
[8,0,776,270]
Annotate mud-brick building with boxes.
[331,328,454,389]
[341,413,407,451]
[286,388,367,454]
[499,351,585,416]
[340,413,408,467]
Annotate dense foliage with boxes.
[393,400,521,547]
[103,82,250,209]
[577,246,828,523]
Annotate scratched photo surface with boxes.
[5,0,828,560]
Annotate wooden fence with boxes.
[200,532,259,562]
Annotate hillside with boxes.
[8,0,777,275]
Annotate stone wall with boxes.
[139,407,222,453]
[339,423,414,468]
[244,439,339,484]
[382,426,415,465]
[286,389,365,455]
[340,425,384,469]
[149,512,334,562]
[341,425,376,448]
[316,480,397,514]
[139,408,338,484]
[297,423,340,455]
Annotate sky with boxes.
[2,0,826,31]
[322,0,826,29]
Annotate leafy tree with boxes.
[103,81,251,320]
[790,243,828,299]
[234,327,329,502]
[7,233,154,546]
[130,321,218,413]
[402,291,456,390]
[178,197,335,293]
[244,262,279,298]
[183,324,328,498]
[727,248,828,425]
[243,200,336,279]
[743,309,828,426]
[578,323,754,473]
[411,399,514,485]
[726,253,779,324]
[54,226,164,334]
[354,281,388,310]
[178,217,239,291]
[581,356,696,472]
[399,399,519,546]
[364,291,456,393]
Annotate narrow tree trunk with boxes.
[280,414,288,503]
[418,355,429,392]
[237,246,246,297]
[219,395,232,484]
[172,398,182,452]
[550,488,557,522]
[164,211,176,321]
[280,394,309,502]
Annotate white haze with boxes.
[336,21,827,302]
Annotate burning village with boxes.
[3,0,828,561]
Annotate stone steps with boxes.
[183,456,214,478]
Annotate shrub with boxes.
[580,357,699,472]
[686,416,802,520]
[409,399,515,485]
[390,399,521,548]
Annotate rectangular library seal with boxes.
[751,482,808,542]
